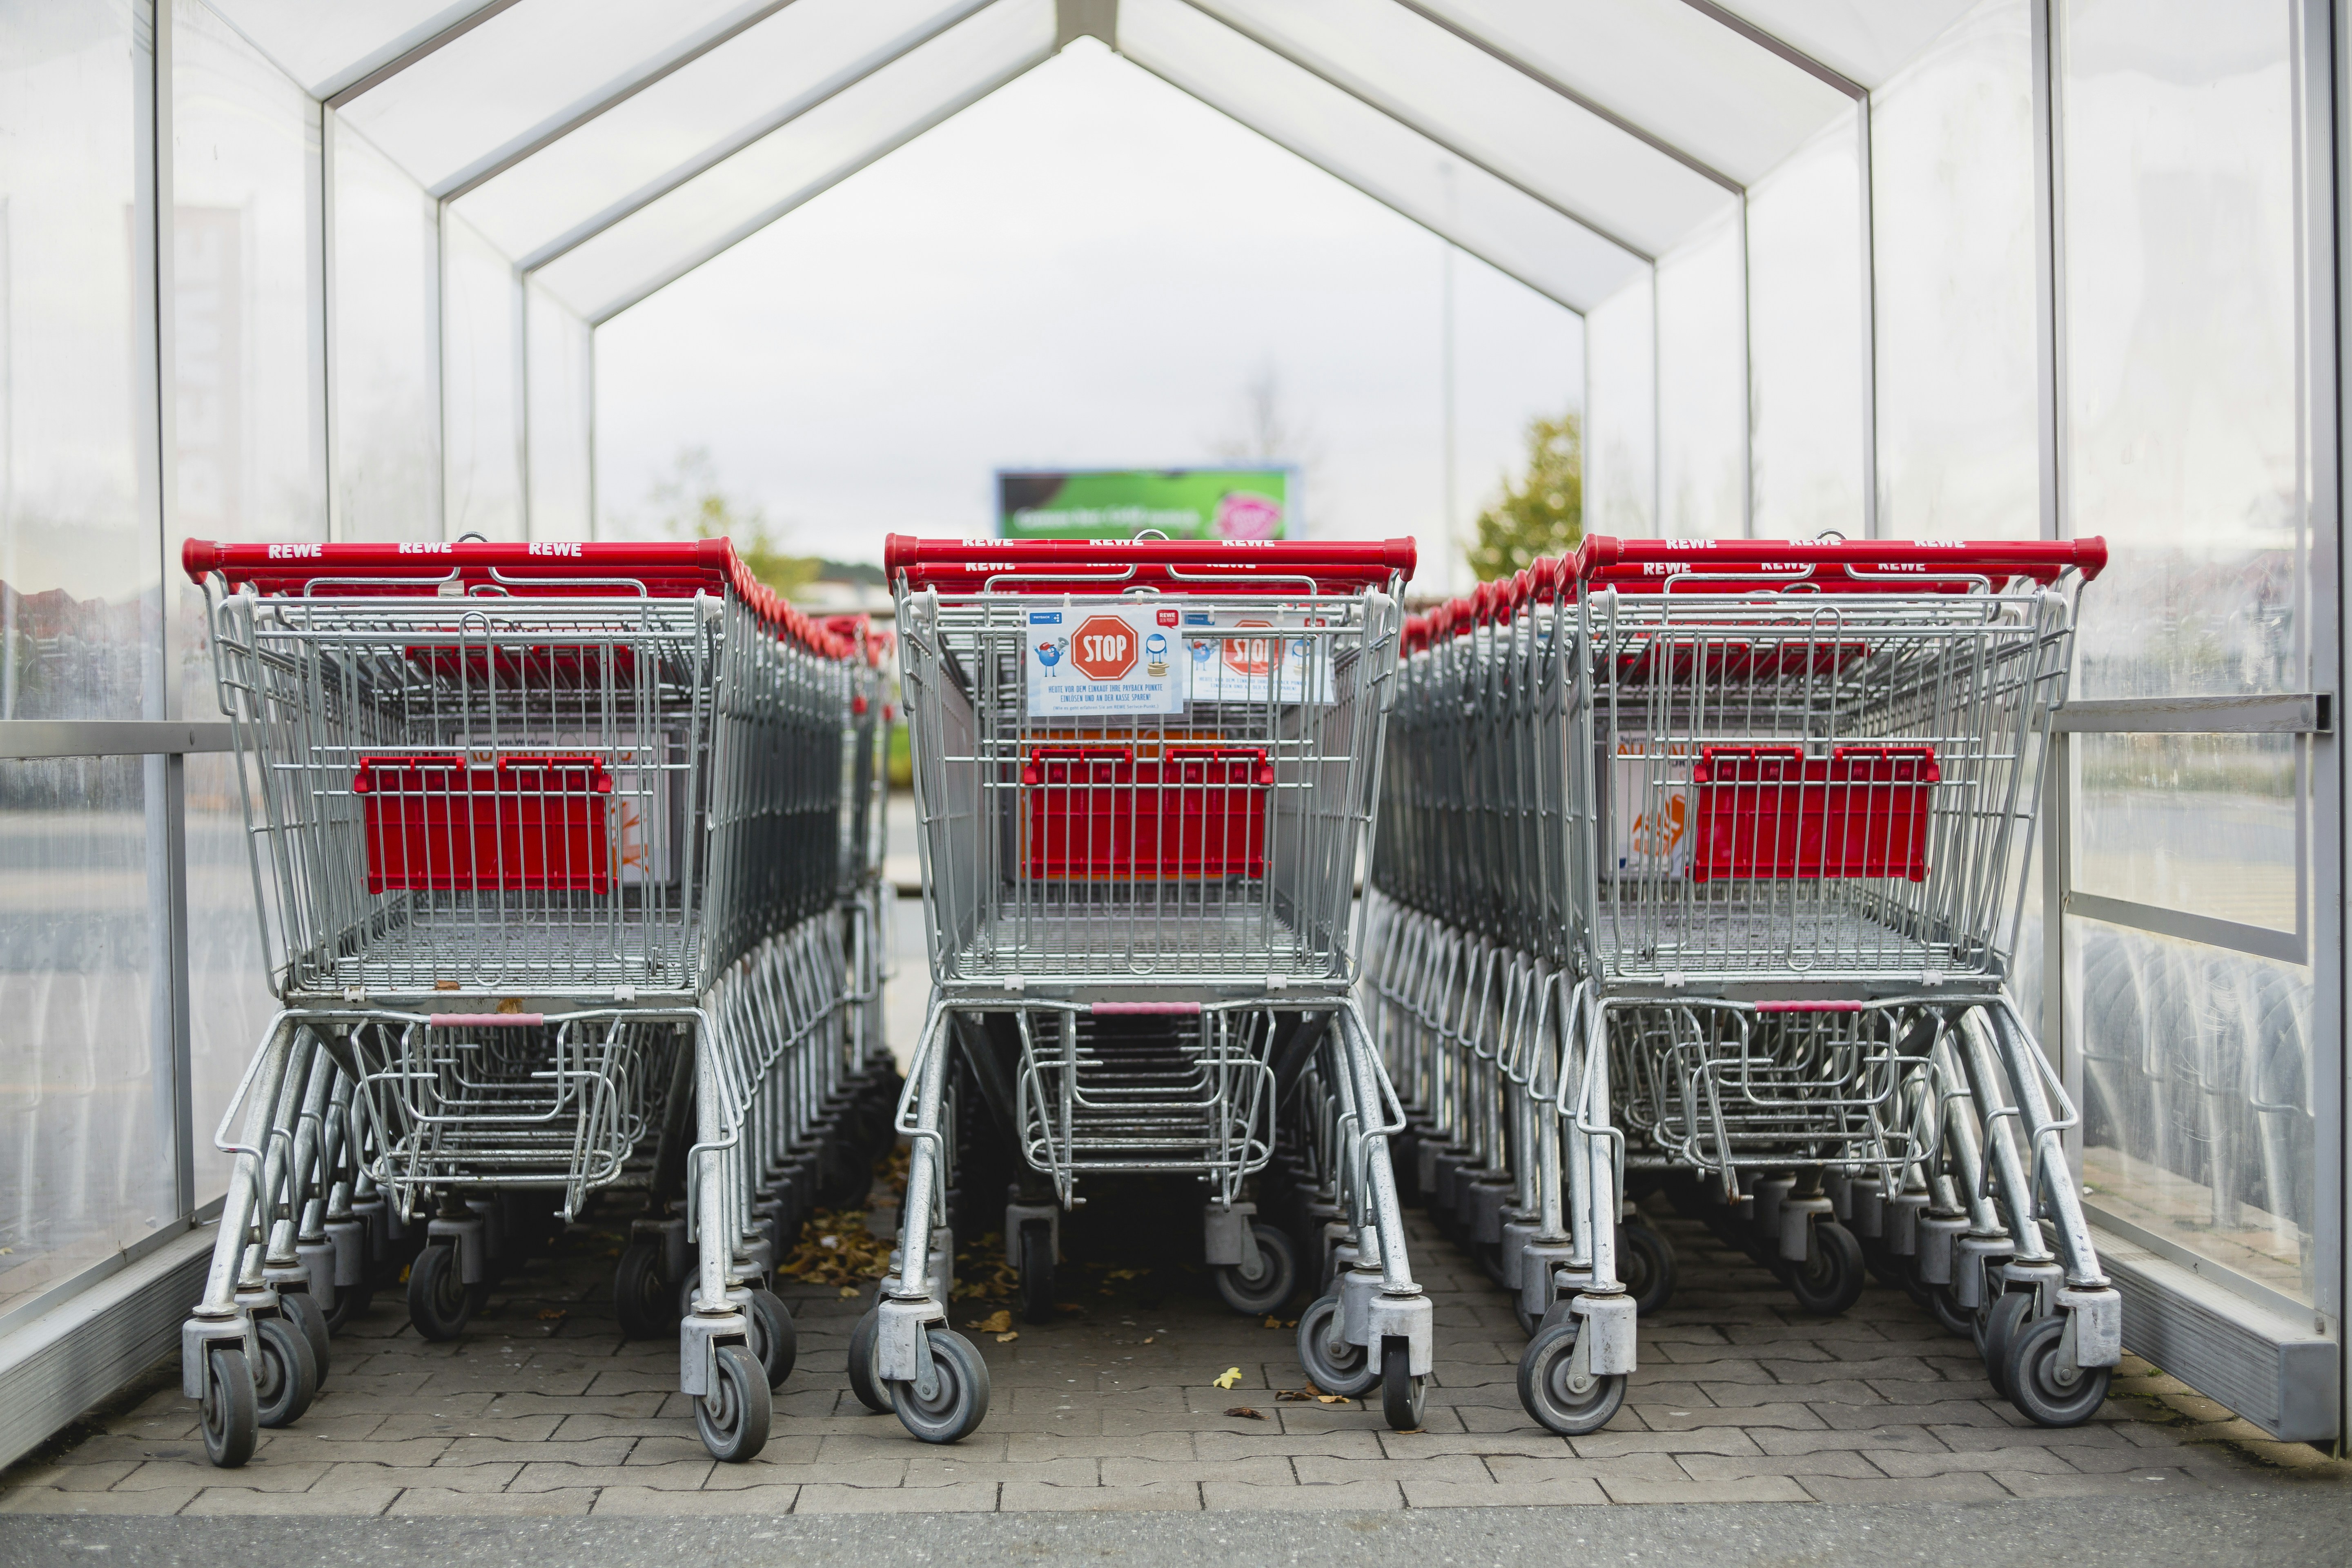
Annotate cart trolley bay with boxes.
[178,537,883,1468]
[879,532,1434,1441]
[1372,535,2120,1436]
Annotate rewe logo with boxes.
[1070,615,1136,681]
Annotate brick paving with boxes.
[4,1195,2343,1516]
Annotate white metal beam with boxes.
[321,0,529,109]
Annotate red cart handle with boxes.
[884,533,1416,596]
[1571,535,2106,591]
[182,537,854,661]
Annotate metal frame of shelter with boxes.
[0,0,2344,1467]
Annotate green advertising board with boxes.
[996,468,1294,540]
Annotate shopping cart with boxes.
[177,537,869,1468]
[1374,537,2122,1435]
[874,532,1432,1441]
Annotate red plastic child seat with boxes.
[1687,744,1939,883]
[1021,746,1274,880]
[352,754,615,894]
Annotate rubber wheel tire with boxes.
[1295,1294,1377,1397]
[253,1314,318,1429]
[322,1279,371,1334]
[1516,1320,1628,1437]
[695,1343,773,1462]
[1214,1225,1298,1316]
[1379,1338,1425,1432]
[1018,1220,1056,1326]
[281,1290,332,1388]
[1979,1292,2036,1398]
[406,1242,484,1341]
[1925,1281,1974,1338]
[200,1345,258,1468]
[613,1240,678,1340]
[1618,1222,1679,1316]
[2005,1314,2114,1428]
[1512,1292,1544,1340]
[1860,1235,1912,1291]
[847,1307,891,1413]
[891,1328,992,1444]
[1784,1220,1867,1317]
[746,1286,797,1390]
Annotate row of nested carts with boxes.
[171,528,2122,1468]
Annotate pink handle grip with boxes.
[425,1013,548,1027]
[1089,1002,1205,1016]
[1752,1000,1866,1014]
[884,533,1416,595]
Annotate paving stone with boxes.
[1799,1472,2010,1503]
[386,1487,597,1515]
[1196,1428,1385,1461]
[0,1486,202,1515]
[1866,1445,2074,1477]
[1488,1454,1687,1487]
[795,1481,999,1513]
[1596,1475,1809,1503]
[1570,1428,1762,1459]
[1004,1431,1190,1463]
[1202,1479,1401,1512]
[112,1460,328,1493]
[184,1485,400,1515]
[1675,1450,1882,1482]
[316,1462,521,1492]
[508,1459,713,1492]
[593,1485,799,1514]
[435,1434,627,1465]
[1996,1468,2212,1497]
[1292,1455,1491,1486]
[1403,1477,1607,1508]
[1102,1455,1293,1487]
[1000,1481,1203,1512]
[252,1435,453,1466]
[1750,1424,1942,1456]
[1633,1402,1826,1431]
[0,1461,138,1491]
[905,1455,1098,1487]
[700,1458,908,1490]
[1376,1430,1572,1461]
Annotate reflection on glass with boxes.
[1869,0,2039,539]
[183,749,276,1203]
[1655,210,1744,537]
[2059,0,2300,697]
[0,758,171,1314]
[2068,916,2314,1306]
[443,214,524,541]
[1746,114,1866,538]
[527,286,595,541]
[2072,733,2297,933]
[0,0,161,722]
[331,117,441,541]
[1584,274,1654,536]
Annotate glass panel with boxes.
[336,0,755,194]
[1717,0,1984,91]
[442,214,523,540]
[2,0,162,724]
[1869,0,2039,539]
[1120,0,1642,313]
[456,0,980,265]
[184,748,274,1201]
[2068,916,2316,1307]
[203,0,476,97]
[0,757,171,1316]
[2060,0,2300,699]
[1406,0,1853,185]
[525,283,592,541]
[1196,0,1735,258]
[1584,273,1655,536]
[1654,210,1745,537]
[330,117,441,541]
[535,0,1057,323]
[1747,113,1867,537]
[2072,733,2297,933]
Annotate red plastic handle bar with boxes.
[1166,746,1276,786]
[883,533,1416,595]
[1572,535,2107,591]
[181,537,854,661]
[425,1013,549,1027]
[1752,1001,1867,1013]
[1089,1002,1204,1016]
[351,754,614,794]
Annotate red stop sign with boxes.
[1070,615,1138,681]
[1223,618,1273,677]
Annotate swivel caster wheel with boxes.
[694,1343,772,1462]
[406,1241,487,1341]
[254,1314,318,1430]
[848,1306,891,1414]
[198,1345,258,1468]
[613,1240,682,1340]
[1618,1221,1679,1316]
[890,1328,991,1444]
[1294,1294,1378,1397]
[280,1290,332,1387]
[1214,1225,1298,1316]
[745,1286,797,1390]
[1516,1320,1627,1436]
[1977,1291,2036,1397]
[1379,1338,1425,1432]
[2004,1314,2112,1428]
[1784,1221,1866,1317]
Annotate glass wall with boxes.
[1869,0,2041,539]
[0,0,176,1316]
[328,115,440,542]
[2057,0,2318,1307]
[1584,273,1655,537]
[443,214,524,542]
[1654,210,1746,537]
[526,285,594,541]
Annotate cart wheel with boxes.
[1018,1219,1057,1325]
[1294,1294,1377,1397]
[2004,1314,2112,1428]
[1379,1338,1425,1431]
[1618,1221,1679,1316]
[1860,1233,1912,1291]
[406,1241,484,1341]
[1516,1320,1627,1437]
[1978,1291,2035,1397]
[282,1290,332,1386]
[848,1307,891,1413]
[694,1343,773,1462]
[200,1345,258,1468]
[322,1279,371,1334]
[1512,1292,1545,1340]
[891,1328,991,1444]
[253,1314,318,1429]
[612,1240,678,1340]
[1784,1220,1866,1316]
[1918,1274,1973,1338]
[1214,1225,1297,1316]
[746,1286,797,1390]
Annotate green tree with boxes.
[1467,410,1582,582]
[648,446,818,599]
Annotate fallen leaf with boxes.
[974,1310,1013,1334]
[994,1331,1019,1343]
[1317,1393,1348,1405]
[536,1309,566,1321]
[1224,1406,1264,1420]
[1263,1316,1283,1330]
[1055,1303,1084,1316]
[1142,1336,1154,1344]
[838,1286,860,1298]
[1212,1366,1242,1390]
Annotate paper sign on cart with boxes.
[1025,606,1184,715]
[1184,610,1333,705]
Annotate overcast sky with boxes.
[593,38,1583,601]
